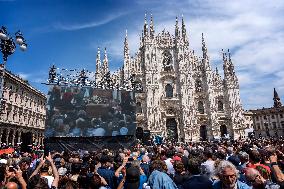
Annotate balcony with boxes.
[161,95,180,108]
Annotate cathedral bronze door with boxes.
[220,125,227,137]
[200,125,207,141]
[166,118,178,141]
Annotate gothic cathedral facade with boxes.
[96,15,246,142]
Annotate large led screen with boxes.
[45,86,136,137]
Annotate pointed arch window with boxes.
[165,84,173,98]
[195,79,202,92]
[218,100,224,111]
[162,50,173,71]
[136,102,142,114]
[198,101,204,114]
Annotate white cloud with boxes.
[54,12,129,31]
[17,72,30,80]
[87,0,284,109]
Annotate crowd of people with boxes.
[46,86,136,137]
[0,137,284,189]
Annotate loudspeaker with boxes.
[136,127,143,139]
[21,132,33,153]
[142,130,151,144]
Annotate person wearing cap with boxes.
[117,166,147,189]
[97,155,116,189]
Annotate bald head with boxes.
[245,168,259,179]
[245,168,265,186]
[5,182,18,189]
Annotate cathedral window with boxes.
[264,115,267,120]
[217,100,224,111]
[280,114,283,118]
[162,50,172,71]
[195,79,202,92]
[165,84,173,98]
[272,122,277,129]
[271,115,275,119]
[257,123,260,130]
[198,101,204,114]
[136,102,142,114]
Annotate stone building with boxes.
[95,15,248,142]
[0,70,46,146]
[243,111,254,137]
[251,88,284,138]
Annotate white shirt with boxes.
[164,158,175,175]
[42,175,54,188]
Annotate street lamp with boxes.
[0,26,28,112]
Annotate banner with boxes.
[0,148,15,155]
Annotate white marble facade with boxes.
[0,70,46,145]
[96,15,248,142]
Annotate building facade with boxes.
[95,15,247,142]
[0,70,46,146]
[251,88,284,138]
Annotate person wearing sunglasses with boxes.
[245,168,280,189]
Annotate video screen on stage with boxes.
[45,86,137,137]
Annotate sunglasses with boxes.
[247,175,260,184]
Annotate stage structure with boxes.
[43,65,142,151]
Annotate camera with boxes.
[8,166,15,172]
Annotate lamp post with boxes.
[0,26,27,113]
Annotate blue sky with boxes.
[1,0,284,110]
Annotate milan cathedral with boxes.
[95,15,246,142]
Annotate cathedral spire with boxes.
[150,14,154,38]
[103,47,109,74]
[223,49,236,78]
[201,33,208,59]
[228,49,232,62]
[273,88,282,108]
[124,30,131,79]
[175,16,180,39]
[96,47,101,73]
[124,30,130,58]
[143,13,149,37]
[181,15,187,40]
[215,67,219,74]
[222,49,226,62]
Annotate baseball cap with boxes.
[125,167,140,189]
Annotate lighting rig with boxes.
[44,65,143,92]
